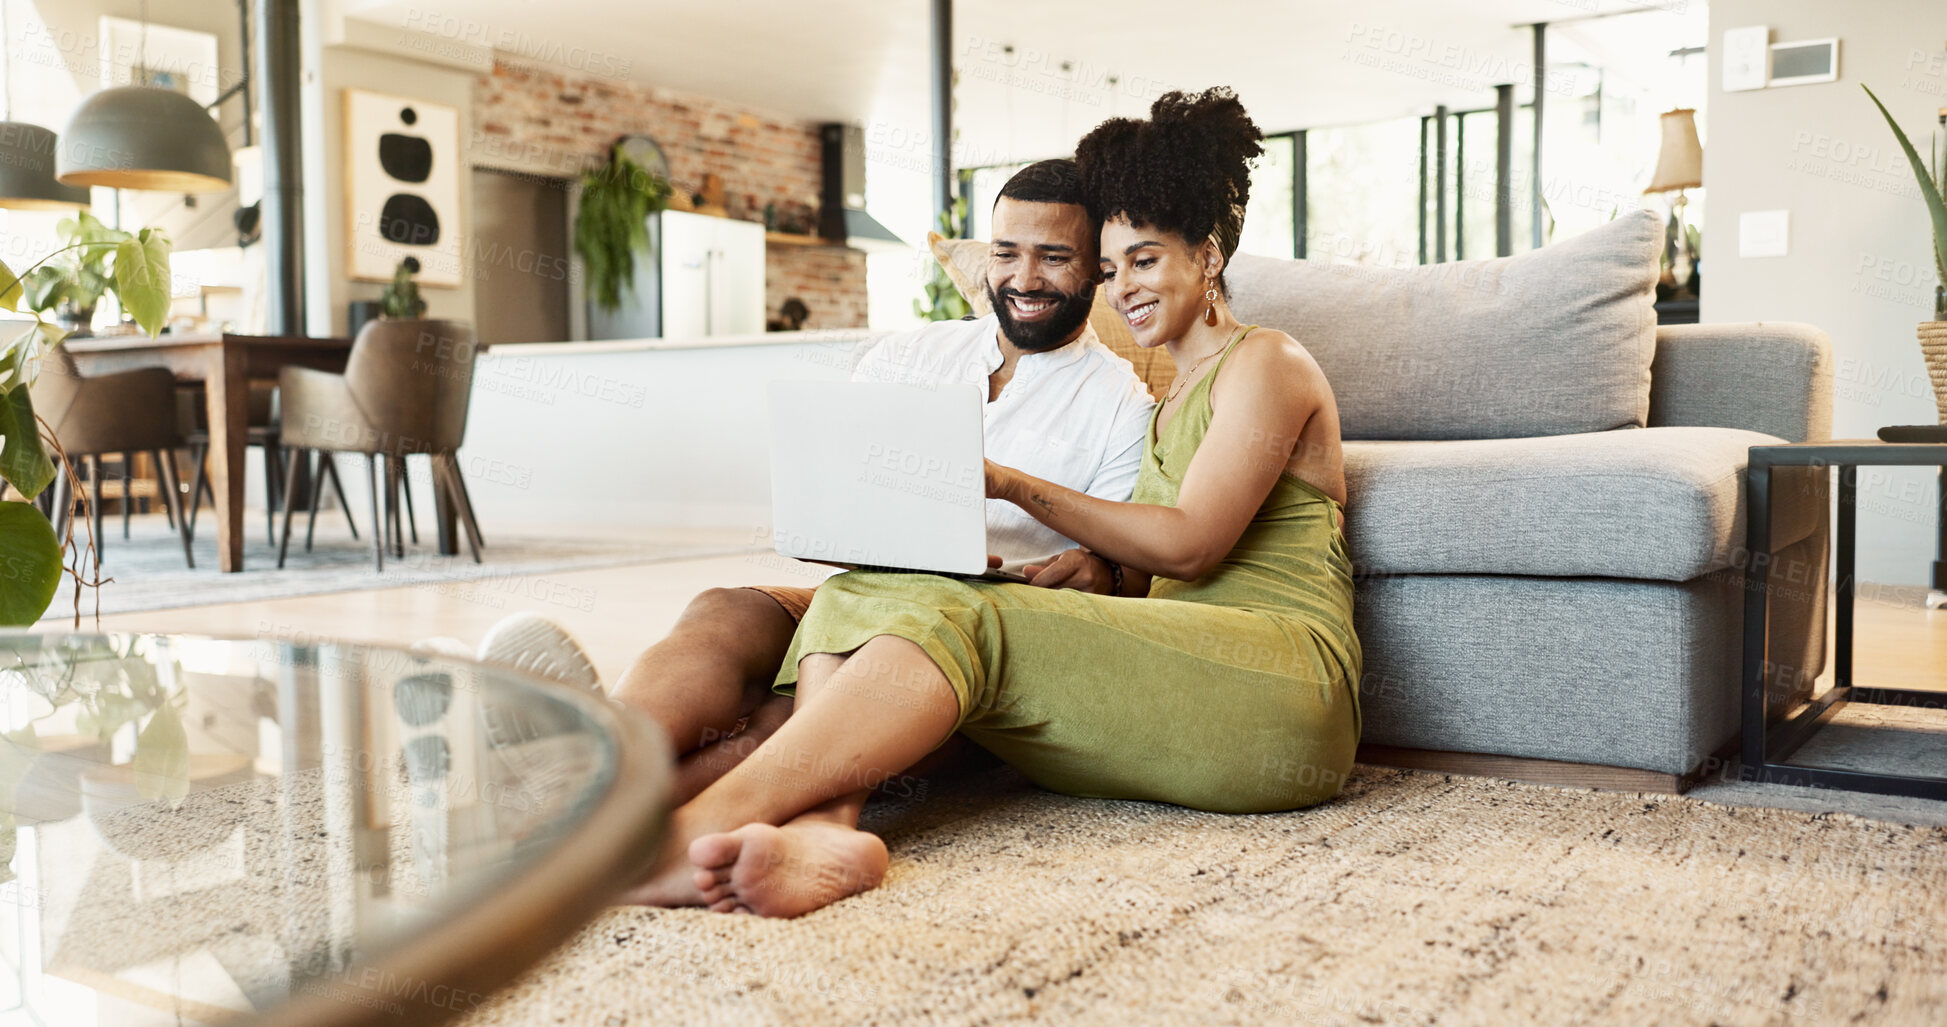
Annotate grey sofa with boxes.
[1228,210,1831,790]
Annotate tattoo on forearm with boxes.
[1030,491,1056,517]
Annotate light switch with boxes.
[1739,210,1790,257]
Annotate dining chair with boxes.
[29,349,195,568]
[276,319,483,571]
[177,382,363,549]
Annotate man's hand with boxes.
[1023,549,1117,594]
[984,458,1012,499]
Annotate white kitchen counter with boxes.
[487,328,883,356]
[460,328,890,534]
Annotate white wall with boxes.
[300,32,479,337]
[1703,2,1947,586]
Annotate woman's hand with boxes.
[1023,549,1117,594]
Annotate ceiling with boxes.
[341,0,1706,161]
[338,0,1704,240]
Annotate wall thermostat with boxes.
[1722,25,1770,92]
[1769,39,1840,87]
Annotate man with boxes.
[453,159,1154,803]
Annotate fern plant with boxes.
[575,143,671,313]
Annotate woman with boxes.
[631,88,1360,917]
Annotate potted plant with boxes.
[574,142,672,313]
[0,222,173,626]
[914,197,972,323]
[1863,85,1947,423]
[379,259,427,319]
[19,212,130,338]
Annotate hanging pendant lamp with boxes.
[0,121,88,209]
[56,85,233,193]
[0,0,86,209]
[55,0,230,193]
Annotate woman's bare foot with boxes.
[687,821,887,917]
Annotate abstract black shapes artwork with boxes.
[379,132,434,184]
[381,195,440,245]
[346,90,462,286]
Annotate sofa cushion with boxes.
[1226,209,1662,441]
[1344,426,1820,582]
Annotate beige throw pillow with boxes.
[1225,209,1663,441]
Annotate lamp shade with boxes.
[0,122,89,209]
[57,86,232,193]
[1644,108,1703,194]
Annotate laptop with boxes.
[768,380,1027,582]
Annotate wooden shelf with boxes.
[764,231,847,249]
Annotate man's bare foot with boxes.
[614,814,715,907]
[687,822,887,917]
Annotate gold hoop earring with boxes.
[1203,281,1219,327]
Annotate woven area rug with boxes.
[35,515,749,619]
[457,766,1947,1026]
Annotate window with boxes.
[1238,134,1296,260]
[1455,110,1500,262]
[964,162,1031,242]
[1305,118,1421,267]
[1536,7,1708,248]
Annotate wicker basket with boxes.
[1924,322,1947,423]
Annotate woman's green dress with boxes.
[775,326,1362,813]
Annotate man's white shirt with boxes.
[850,313,1156,571]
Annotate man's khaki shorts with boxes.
[743,585,817,622]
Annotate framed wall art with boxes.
[344,89,463,287]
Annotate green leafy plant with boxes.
[0,219,173,627]
[0,501,60,625]
[19,212,125,327]
[1863,84,1947,320]
[378,260,426,319]
[914,197,971,323]
[574,143,671,313]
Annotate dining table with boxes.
[61,333,374,573]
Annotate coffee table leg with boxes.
[1741,457,1772,773]
[1836,464,1855,690]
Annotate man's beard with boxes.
[987,281,1096,352]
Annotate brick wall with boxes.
[470,59,868,331]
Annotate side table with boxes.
[1743,439,1947,799]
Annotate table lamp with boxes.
[1645,108,1703,296]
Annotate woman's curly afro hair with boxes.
[1074,87,1263,267]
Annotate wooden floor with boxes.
[73,528,1943,700]
[1848,587,1947,694]
[80,540,827,684]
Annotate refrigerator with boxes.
[586,208,766,341]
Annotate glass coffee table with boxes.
[0,633,672,1026]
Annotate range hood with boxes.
[819,123,911,253]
